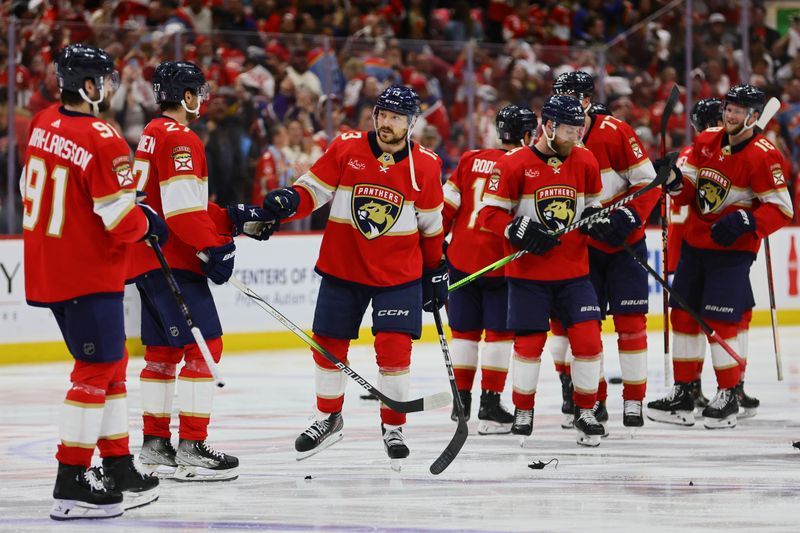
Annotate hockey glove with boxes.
[139,203,169,246]
[505,216,560,255]
[654,153,683,194]
[422,260,449,312]
[227,203,279,241]
[263,187,301,220]
[201,240,236,284]
[710,209,756,247]
[591,206,642,247]
[579,206,611,240]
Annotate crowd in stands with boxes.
[2,0,800,233]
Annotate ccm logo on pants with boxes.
[377,309,410,316]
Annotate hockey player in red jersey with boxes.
[669,98,723,413]
[261,85,446,465]
[478,95,607,447]
[22,44,163,520]
[649,85,793,429]
[128,61,276,481]
[442,105,537,434]
[549,71,659,430]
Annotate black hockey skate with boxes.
[690,379,709,413]
[477,390,513,435]
[102,455,159,510]
[450,390,472,422]
[734,381,759,419]
[647,382,696,426]
[574,407,605,447]
[382,425,409,471]
[175,440,239,481]
[295,411,344,461]
[511,407,533,446]
[50,463,124,521]
[793,441,800,451]
[702,388,739,429]
[139,435,178,479]
[593,400,609,422]
[559,373,575,429]
[623,400,644,428]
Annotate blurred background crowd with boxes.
[2,0,800,233]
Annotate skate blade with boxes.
[646,410,695,426]
[390,459,403,472]
[477,420,512,435]
[576,432,601,447]
[122,487,159,511]
[561,414,574,429]
[296,431,344,461]
[140,462,177,480]
[50,499,124,521]
[738,407,757,419]
[703,414,737,429]
[172,465,239,482]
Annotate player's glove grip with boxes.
[590,206,641,247]
[505,216,560,255]
[710,209,756,247]
[422,260,449,312]
[139,203,169,246]
[228,203,279,241]
[202,241,236,284]
[263,187,301,220]
[654,152,683,194]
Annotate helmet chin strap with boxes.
[407,115,420,192]
[742,109,757,131]
[181,95,202,116]
[545,122,559,153]
[79,83,105,116]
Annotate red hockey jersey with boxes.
[479,145,603,281]
[443,148,507,277]
[583,114,659,253]
[672,128,793,253]
[667,144,693,272]
[289,131,444,287]
[22,106,148,304]
[127,117,232,279]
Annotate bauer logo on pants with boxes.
[535,186,576,231]
[351,184,404,240]
[696,168,730,214]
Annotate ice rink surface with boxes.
[1,328,799,532]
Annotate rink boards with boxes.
[2,228,800,363]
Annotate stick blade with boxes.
[661,85,681,134]
[429,420,468,475]
[756,97,780,130]
[423,391,454,410]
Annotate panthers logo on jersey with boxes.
[696,167,730,214]
[535,185,576,231]
[351,183,404,240]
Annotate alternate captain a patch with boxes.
[696,167,730,214]
[535,186,576,231]
[172,145,194,172]
[351,184,404,240]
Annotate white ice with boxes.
[1,328,799,532]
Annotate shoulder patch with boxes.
[171,146,193,172]
[112,156,134,187]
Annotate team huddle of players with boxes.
[21,42,792,521]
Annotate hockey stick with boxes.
[206,261,452,413]
[660,85,680,386]
[621,242,746,369]
[448,153,673,292]
[763,237,784,381]
[150,238,225,387]
[429,303,468,475]
[756,97,780,130]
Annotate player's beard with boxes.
[97,94,111,113]
[553,137,575,157]
[378,126,408,146]
[724,120,745,137]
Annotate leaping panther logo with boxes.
[351,184,404,239]
[696,168,730,214]
[535,186,577,231]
